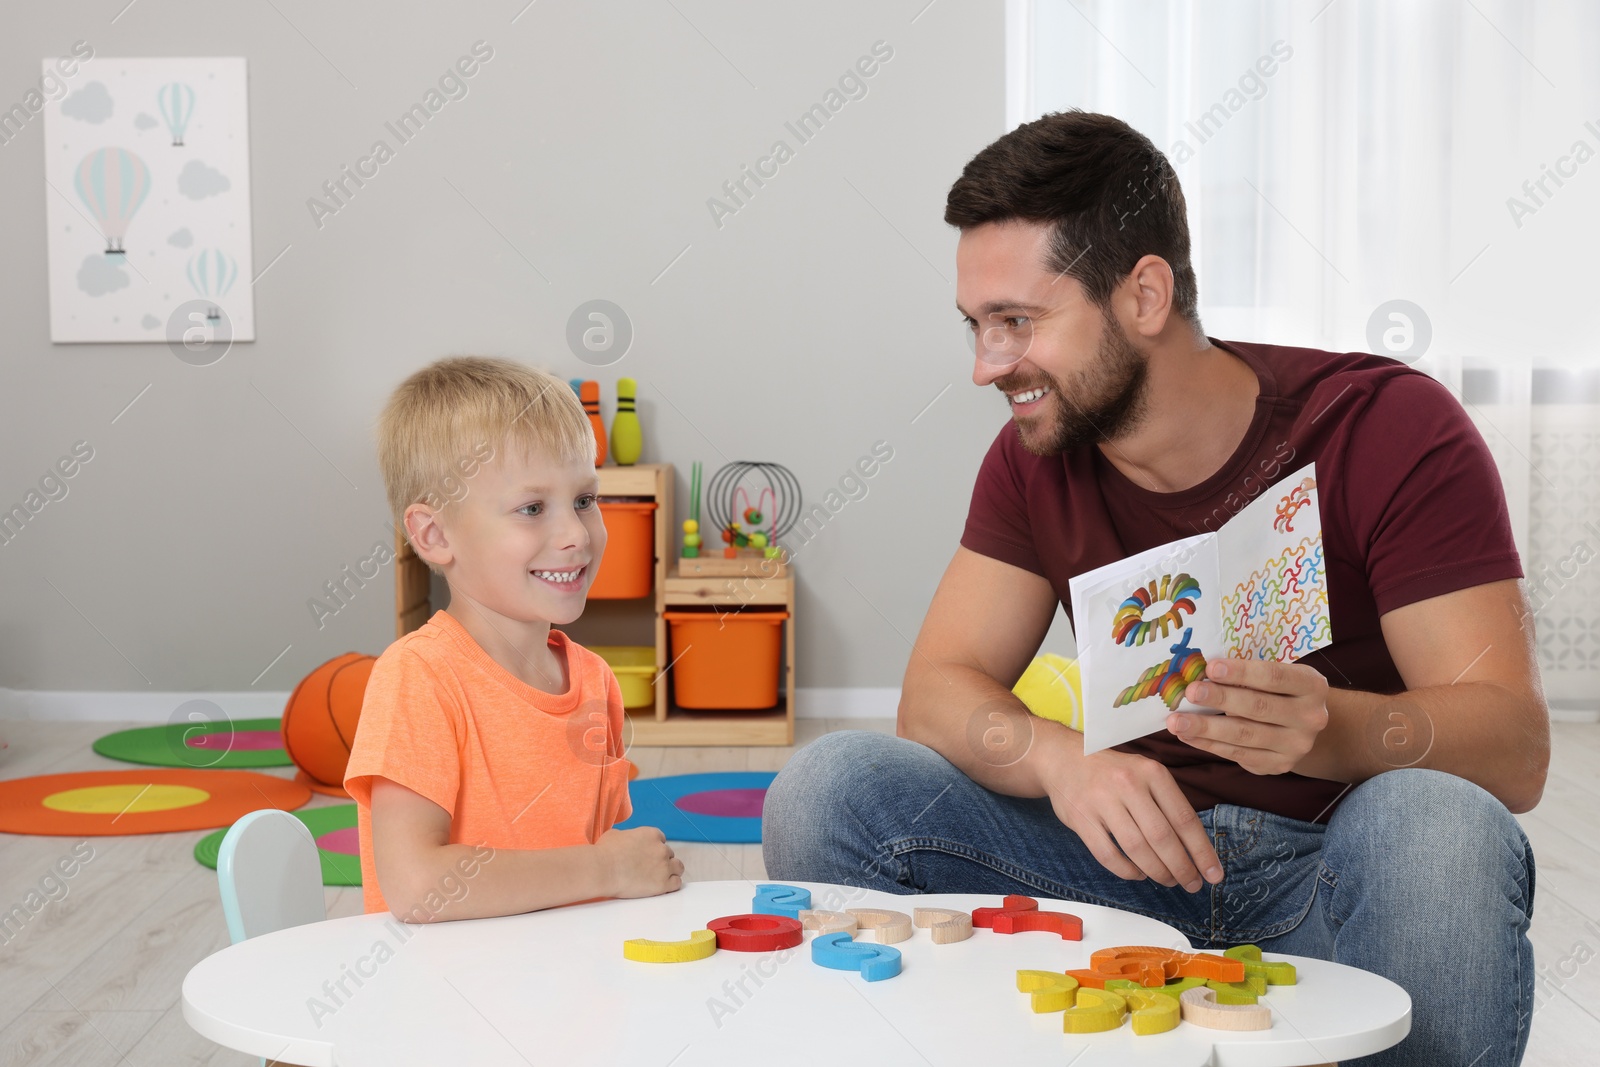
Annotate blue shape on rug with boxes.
[616,771,777,844]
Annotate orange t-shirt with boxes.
[343,609,633,915]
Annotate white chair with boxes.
[216,808,327,944]
[215,809,328,1066]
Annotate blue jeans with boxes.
[762,731,1537,1066]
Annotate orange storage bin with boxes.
[665,611,789,709]
[589,500,657,599]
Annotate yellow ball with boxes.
[683,519,699,534]
[1013,654,1084,732]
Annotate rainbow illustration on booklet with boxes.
[1068,463,1331,754]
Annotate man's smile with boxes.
[1006,384,1052,410]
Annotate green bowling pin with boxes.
[611,377,642,466]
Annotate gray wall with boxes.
[0,0,1011,693]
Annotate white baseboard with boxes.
[794,687,900,719]
[1,686,901,724]
[1550,703,1600,723]
[0,689,291,724]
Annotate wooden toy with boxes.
[1122,987,1181,1036]
[1067,960,1165,989]
[1015,970,1079,1013]
[622,929,716,964]
[681,462,703,559]
[970,894,1038,928]
[912,907,973,944]
[1063,987,1128,1034]
[1178,986,1273,1030]
[799,910,857,936]
[1225,943,1298,985]
[1139,976,1207,1000]
[1205,978,1262,1004]
[992,909,1082,941]
[810,932,901,982]
[1090,945,1244,983]
[611,377,642,466]
[579,380,607,466]
[706,913,802,952]
[704,461,802,569]
[752,883,811,919]
[845,908,913,945]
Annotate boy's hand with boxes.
[597,827,684,898]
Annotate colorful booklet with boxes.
[1068,463,1330,754]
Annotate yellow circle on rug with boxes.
[0,769,311,835]
[43,783,211,814]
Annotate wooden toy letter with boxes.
[811,931,902,981]
[846,908,913,945]
[622,928,717,964]
[913,907,973,944]
[1015,970,1079,1013]
[1064,987,1128,1034]
[1179,986,1273,1031]
[799,909,857,936]
[752,883,812,919]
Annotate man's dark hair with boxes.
[944,110,1200,331]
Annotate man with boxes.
[764,111,1547,1066]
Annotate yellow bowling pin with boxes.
[611,377,642,466]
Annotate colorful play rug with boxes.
[195,803,361,886]
[0,769,310,835]
[92,717,291,769]
[617,771,776,843]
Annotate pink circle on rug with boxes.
[186,730,282,751]
[315,827,360,855]
[673,788,767,819]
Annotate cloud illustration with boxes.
[142,314,160,329]
[77,254,129,297]
[134,112,158,130]
[168,227,193,248]
[61,82,113,123]
[178,160,230,199]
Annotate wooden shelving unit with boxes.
[393,461,795,746]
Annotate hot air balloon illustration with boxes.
[186,249,238,322]
[157,82,195,147]
[74,147,151,256]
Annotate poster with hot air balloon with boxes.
[41,58,253,344]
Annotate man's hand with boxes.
[1168,658,1331,776]
[1045,749,1224,893]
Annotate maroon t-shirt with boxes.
[960,337,1523,823]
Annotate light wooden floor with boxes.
[0,717,1596,1065]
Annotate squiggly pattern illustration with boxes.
[1220,537,1331,661]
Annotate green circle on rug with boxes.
[94,717,290,769]
[195,803,362,886]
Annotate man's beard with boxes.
[1002,314,1149,457]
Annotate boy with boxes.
[345,356,683,922]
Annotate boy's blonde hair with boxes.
[377,356,595,531]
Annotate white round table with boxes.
[182,880,1409,1066]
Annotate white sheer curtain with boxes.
[1010,0,1600,714]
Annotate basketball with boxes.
[281,653,376,790]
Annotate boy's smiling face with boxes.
[424,443,605,627]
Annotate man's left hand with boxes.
[1167,658,1330,776]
